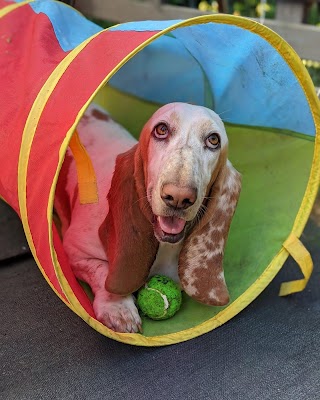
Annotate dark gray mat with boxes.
[1,201,320,400]
[0,201,29,261]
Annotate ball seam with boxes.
[145,285,169,318]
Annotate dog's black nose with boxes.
[161,184,197,209]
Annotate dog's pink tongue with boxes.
[158,216,186,235]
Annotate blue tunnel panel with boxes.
[110,22,315,137]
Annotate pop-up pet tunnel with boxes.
[1,0,320,346]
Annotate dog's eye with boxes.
[154,123,169,139]
[205,133,220,150]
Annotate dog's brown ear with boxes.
[179,160,241,306]
[99,145,159,296]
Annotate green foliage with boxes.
[164,0,320,24]
[306,2,320,25]
[233,0,275,18]
[164,0,276,18]
[306,66,320,87]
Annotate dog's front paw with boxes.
[93,292,142,333]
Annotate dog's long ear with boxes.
[179,160,241,306]
[99,144,159,296]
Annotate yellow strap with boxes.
[69,131,98,204]
[279,233,313,296]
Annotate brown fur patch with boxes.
[91,108,110,122]
[102,145,159,295]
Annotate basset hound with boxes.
[55,102,241,333]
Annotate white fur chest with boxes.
[148,241,183,285]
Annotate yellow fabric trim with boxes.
[69,130,98,204]
[17,14,320,346]
[0,0,34,18]
[279,234,313,296]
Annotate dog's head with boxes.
[142,103,229,245]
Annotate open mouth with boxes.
[154,215,187,244]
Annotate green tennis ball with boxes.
[137,275,182,320]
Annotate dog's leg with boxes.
[63,224,142,333]
[71,258,142,333]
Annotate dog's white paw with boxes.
[93,292,142,333]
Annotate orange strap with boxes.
[69,130,98,204]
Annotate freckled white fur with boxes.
[208,289,218,301]
[217,193,230,212]
[181,272,198,297]
[203,239,225,259]
[225,161,238,189]
[56,102,235,333]
[218,271,226,282]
